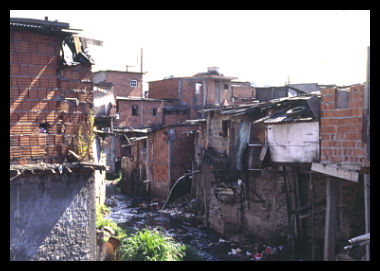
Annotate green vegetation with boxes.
[119,227,187,261]
[96,203,127,241]
[75,110,95,161]
[96,203,204,261]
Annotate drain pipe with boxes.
[161,170,200,210]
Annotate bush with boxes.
[119,227,187,261]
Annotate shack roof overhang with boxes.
[116,96,165,102]
[10,162,107,181]
[199,94,321,124]
[10,17,78,34]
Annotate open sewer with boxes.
[104,192,294,261]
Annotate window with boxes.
[132,105,138,116]
[219,120,230,137]
[224,84,229,90]
[130,80,137,88]
[152,108,157,116]
[39,123,49,133]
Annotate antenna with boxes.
[141,48,143,73]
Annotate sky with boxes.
[10,10,370,91]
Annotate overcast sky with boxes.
[10,10,370,90]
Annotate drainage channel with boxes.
[103,191,293,261]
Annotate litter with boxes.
[253,253,263,260]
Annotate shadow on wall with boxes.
[10,172,95,261]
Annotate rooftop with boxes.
[10,17,79,33]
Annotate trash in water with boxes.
[229,248,242,255]
[253,253,263,260]
[278,245,284,251]
[270,247,278,255]
[246,251,252,256]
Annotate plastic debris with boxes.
[264,246,272,255]
[270,247,278,255]
[246,251,252,256]
[253,253,263,260]
[229,248,242,255]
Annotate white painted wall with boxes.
[266,121,319,163]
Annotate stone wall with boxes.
[10,170,96,261]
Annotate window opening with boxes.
[132,104,138,116]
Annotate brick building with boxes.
[10,17,94,165]
[9,17,106,261]
[148,67,239,120]
[119,123,198,200]
[93,70,144,98]
[116,96,164,129]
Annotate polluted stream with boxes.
[104,182,293,261]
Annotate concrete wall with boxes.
[10,170,96,261]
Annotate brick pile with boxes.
[10,28,93,165]
[319,85,365,166]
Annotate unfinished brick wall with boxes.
[117,99,164,128]
[170,125,196,186]
[93,71,143,98]
[163,110,188,125]
[231,85,255,99]
[148,128,169,199]
[320,86,365,166]
[10,28,93,165]
[148,78,179,100]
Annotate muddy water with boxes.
[104,191,292,261]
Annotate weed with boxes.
[74,110,95,161]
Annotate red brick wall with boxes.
[163,111,188,125]
[148,128,169,199]
[146,125,197,200]
[170,126,196,186]
[104,71,143,98]
[10,28,93,165]
[232,85,255,99]
[117,99,164,128]
[148,78,179,100]
[320,86,365,166]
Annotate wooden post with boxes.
[324,177,338,261]
[363,46,370,261]
[310,172,315,261]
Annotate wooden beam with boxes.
[311,163,359,183]
[324,177,338,261]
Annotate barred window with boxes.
[130,80,137,88]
